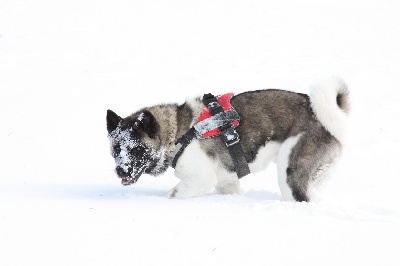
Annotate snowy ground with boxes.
[1,0,400,265]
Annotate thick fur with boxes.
[107,78,350,202]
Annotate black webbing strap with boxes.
[172,127,197,168]
[202,94,250,178]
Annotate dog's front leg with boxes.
[166,140,217,199]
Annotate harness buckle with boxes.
[220,126,240,147]
[203,95,224,115]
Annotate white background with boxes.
[1,0,399,265]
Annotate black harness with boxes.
[172,93,250,178]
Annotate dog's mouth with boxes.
[120,167,146,186]
[121,176,138,186]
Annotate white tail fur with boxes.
[309,77,350,144]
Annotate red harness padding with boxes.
[172,92,250,178]
[197,93,239,138]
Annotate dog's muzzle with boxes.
[121,176,138,186]
[116,166,144,186]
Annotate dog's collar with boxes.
[172,93,250,178]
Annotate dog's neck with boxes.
[146,104,177,148]
[176,98,203,139]
[147,99,202,160]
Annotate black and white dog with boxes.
[106,78,350,202]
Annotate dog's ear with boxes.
[135,111,158,138]
[107,109,122,133]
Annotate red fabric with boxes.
[197,93,239,138]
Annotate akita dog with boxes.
[106,78,350,202]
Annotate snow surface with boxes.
[1,0,400,265]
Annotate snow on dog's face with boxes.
[106,109,162,186]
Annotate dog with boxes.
[106,78,350,202]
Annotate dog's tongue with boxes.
[121,169,144,186]
[121,178,135,186]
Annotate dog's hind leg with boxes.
[166,140,218,199]
[278,131,342,202]
[277,134,303,202]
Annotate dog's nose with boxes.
[116,166,128,177]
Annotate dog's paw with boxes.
[216,181,240,195]
[165,188,179,199]
[165,182,206,199]
[165,185,192,199]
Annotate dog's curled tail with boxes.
[309,77,350,144]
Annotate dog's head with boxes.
[106,109,164,186]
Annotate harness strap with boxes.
[172,93,250,179]
[202,94,250,178]
[171,127,197,169]
[194,110,240,137]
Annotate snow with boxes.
[1,0,400,265]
